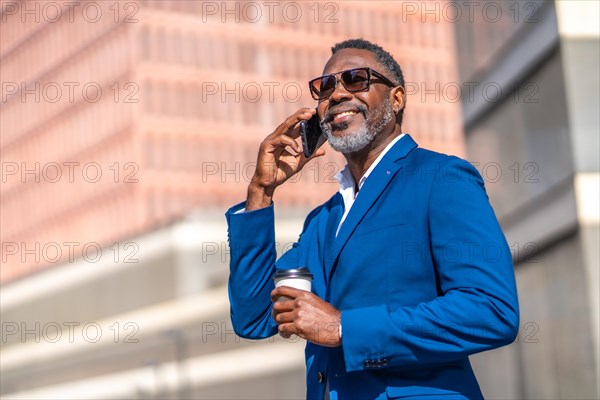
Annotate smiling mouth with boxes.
[331,110,359,124]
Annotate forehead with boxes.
[322,48,380,75]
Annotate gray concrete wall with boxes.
[472,232,598,399]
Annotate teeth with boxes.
[334,111,357,118]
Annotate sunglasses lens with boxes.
[309,80,320,99]
[309,68,372,100]
[342,69,369,91]
[316,75,337,100]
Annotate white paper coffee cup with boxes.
[273,268,313,301]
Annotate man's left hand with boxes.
[271,286,341,347]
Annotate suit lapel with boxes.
[323,193,344,281]
[324,135,418,282]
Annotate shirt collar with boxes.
[334,133,406,191]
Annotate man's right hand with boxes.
[246,108,326,211]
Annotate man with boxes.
[225,39,519,399]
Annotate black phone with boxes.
[300,112,325,158]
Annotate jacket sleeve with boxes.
[225,201,319,339]
[340,159,520,372]
[226,202,279,339]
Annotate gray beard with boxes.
[322,98,394,154]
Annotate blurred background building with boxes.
[453,1,599,398]
[0,0,597,399]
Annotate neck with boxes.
[344,125,402,187]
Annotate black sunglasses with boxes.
[309,67,397,101]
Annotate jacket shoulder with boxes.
[409,147,469,166]
[410,148,481,174]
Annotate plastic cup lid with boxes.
[273,267,313,280]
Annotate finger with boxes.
[276,155,304,180]
[278,323,299,338]
[272,285,309,301]
[273,310,295,324]
[271,286,295,302]
[267,134,301,155]
[272,299,295,312]
[278,327,293,339]
[271,286,301,302]
[311,148,327,158]
[273,108,315,138]
[286,123,302,140]
[271,286,296,301]
[298,147,326,169]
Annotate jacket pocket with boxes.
[353,218,409,238]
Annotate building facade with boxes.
[452,0,599,398]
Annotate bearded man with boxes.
[225,38,519,400]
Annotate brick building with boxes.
[1,0,464,282]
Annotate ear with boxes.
[390,86,406,114]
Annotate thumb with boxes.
[311,148,326,158]
[299,148,326,168]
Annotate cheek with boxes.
[355,92,377,111]
[317,103,327,119]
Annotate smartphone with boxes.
[300,112,326,158]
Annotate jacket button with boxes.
[317,371,324,383]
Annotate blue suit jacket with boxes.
[226,135,519,399]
